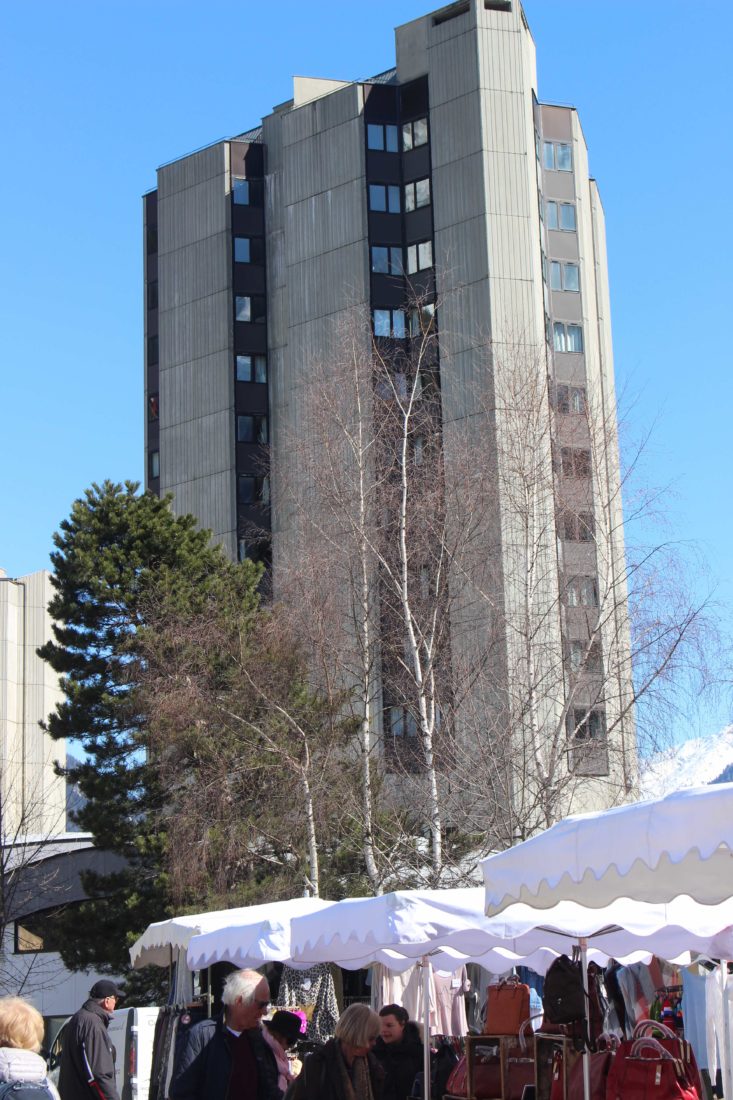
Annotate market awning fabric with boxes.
[130,897,332,969]
[482,783,733,915]
[288,886,733,970]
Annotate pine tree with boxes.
[38,480,235,982]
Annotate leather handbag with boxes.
[503,1019,536,1100]
[484,976,531,1036]
[607,1020,702,1098]
[445,1052,502,1099]
[605,1036,701,1100]
[566,1035,617,1100]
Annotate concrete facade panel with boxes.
[285,180,366,266]
[283,122,365,206]
[161,410,233,482]
[158,233,230,311]
[158,176,228,252]
[157,142,228,199]
[287,243,368,328]
[434,217,488,288]
[429,92,482,169]
[427,27,480,106]
[160,350,231,423]
[432,152,487,228]
[484,152,532,217]
[479,88,529,156]
[285,83,363,145]
[159,292,231,366]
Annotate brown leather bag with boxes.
[504,1018,537,1100]
[483,976,531,1036]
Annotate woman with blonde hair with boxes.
[288,1003,384,1100]
[0,996,60,1099]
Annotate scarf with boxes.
[336,1044,374,1100]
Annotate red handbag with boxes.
[445,1053,469,1096]
[503,1020,536,1100]
[605,1036,701,1100]
[445,1051,502,1099]
[567,1048,613,1100]
[484,976,531,1036]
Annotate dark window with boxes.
[148,393,159,421]
[550,261,580,292]
[561,447,591,479]
[558,511,595,542]
[371,246,403,275]
[147,335,159,365]
[237,415,268,444]
[15,905,74,954]
[373,308,406,338]
[146,227,158,254]
[406,240,433,274]
[149,450,160,479]
[568,638,602,673]
[555,385,586,414]
[238,537,270,565]
[369,184,400,213]
[237,474,270,506]
[566,576,599,608]
[386,705,418,738]
[368,123,399,152]
[402,118,429,151]
[409,303,435,336]
[147,281,158,310]
[543,141,573,172]
[236,354,267,383]
[553,322,584,353]
[234,237,264,264]
[546,201,577,231]
[404,178,431,211]
[567,708,608,775]
[235,296,266,324]
[233,178,250,205]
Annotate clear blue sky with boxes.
[2,1,731,735]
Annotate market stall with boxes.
[480,782,733,1100]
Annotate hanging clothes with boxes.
[432,968,469,1037]
[371,962,437,1032]
[681,968,708,1070]
[276,963,340,1043]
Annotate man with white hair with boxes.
[170,968,281,1100]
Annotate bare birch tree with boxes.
[275,290,719,882]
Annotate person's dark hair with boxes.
[379,1004,409,1026]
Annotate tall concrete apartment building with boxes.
[144,0,636,819]
[0,569,66,838]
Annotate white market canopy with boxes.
[482,783,733,915]
[288,886,733,971]
[130,897,333,970]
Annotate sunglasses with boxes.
[255,999,271,1009]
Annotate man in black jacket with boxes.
[170,969,281,1100]
[58,979,123,1100]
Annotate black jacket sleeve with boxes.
[169,1023,211,1100]
[78,1015,120,1100]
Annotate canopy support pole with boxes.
[579,937,590,1100]
[722,962,732,1100]
[420,954,431,1100]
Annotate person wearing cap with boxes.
[58,979,124,1100]
[261,1011,303,1093]
[170,968,281,1100]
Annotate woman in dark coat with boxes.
[289,1003,384,1100]
[373,1005,423,1100]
